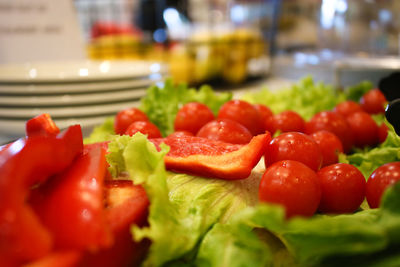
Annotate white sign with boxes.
[0,0,86,64]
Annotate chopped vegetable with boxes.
[150,134,269,179]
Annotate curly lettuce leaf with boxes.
[196,184,400,267]
[340,124,400,178]
[140,79,232,136]
[83,117,115,144]
[241,76,345,120]
[105,133,261,266]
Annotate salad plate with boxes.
[0,77,162,95]
[0,60,167,83]
[0,87,147,107]
[0,100,139,119]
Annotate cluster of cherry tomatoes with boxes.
[113,88,400,219]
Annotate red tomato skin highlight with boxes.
[360,89,387,114]
[196,119,253,144]
[310,130,344,167]
[125,121,162,138]
[366,162,400,208]
[259,160,321,218]
[265,132,322,172]
[174,102,215,135]
[218,100,264,135]
[333,101,364,117]
[305,111,354,153]
[269,110,305,134]
[317,163,366,214]
[346,111,379,148]
[114,108,149,135]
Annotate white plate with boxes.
[0,100,140,119]
[0,116,111,142]
[0,76,164,95]
[0,87,148,107]
[0,60,167,83]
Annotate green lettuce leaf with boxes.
[241,76,345,120]
[343,81,373,102]
[83,117,115,144]
[140,79,232,136]
[195,184,400,267]
[340,126,400,178]
[105,133,261,266]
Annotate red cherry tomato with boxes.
[346,111,379,148]
[174,102,215,135]
[305,111,353,153]
[317,163,366,214]
[259,160,321,218]
[125,121,162,138]
[378,123,389,143]
[196,119,253,144]
[310,131,344,167]
[269,110,305,135]
[253,104,274,132]
[168,131,194,138]
[114,108,149,135]
[360,89,387,114]
[217,100,263,135]
[333,101,363,117]
[366,162,400,208]
[265,132,322,171]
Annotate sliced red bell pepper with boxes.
[0,125,83,266]
[26,113,60,138]
[151,133,270,179]
[22,251,81,267]
[81,180,150,267]
[30,145,112,251]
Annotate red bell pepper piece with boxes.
[30,145,113,251]
[151,133,270,179]
[81,180,150,267]
[26,113,60,137]
[23,251,81,267]
[0,125,83,266]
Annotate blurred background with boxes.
[74,0,400,86]
[1,0,400,142]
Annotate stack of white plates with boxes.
[0,60,168,142]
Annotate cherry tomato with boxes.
[259,160,321,218]
[378,123,389,143]
[174,102,215,135]
[114,108,149,135]
[305,111,353,153]
[310,131,343,167]
[265,132,322,171]
[196,119,252,144]
[168,131,194,138]
[366,162,400,208]
[333,101,363,117]
[317,163,366,214]
[217,100,263,135]
[346,111,379,148]
[125,121,162,138]
[254,104,274,132]
[360,89,387,114]
[269,110,305,135]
